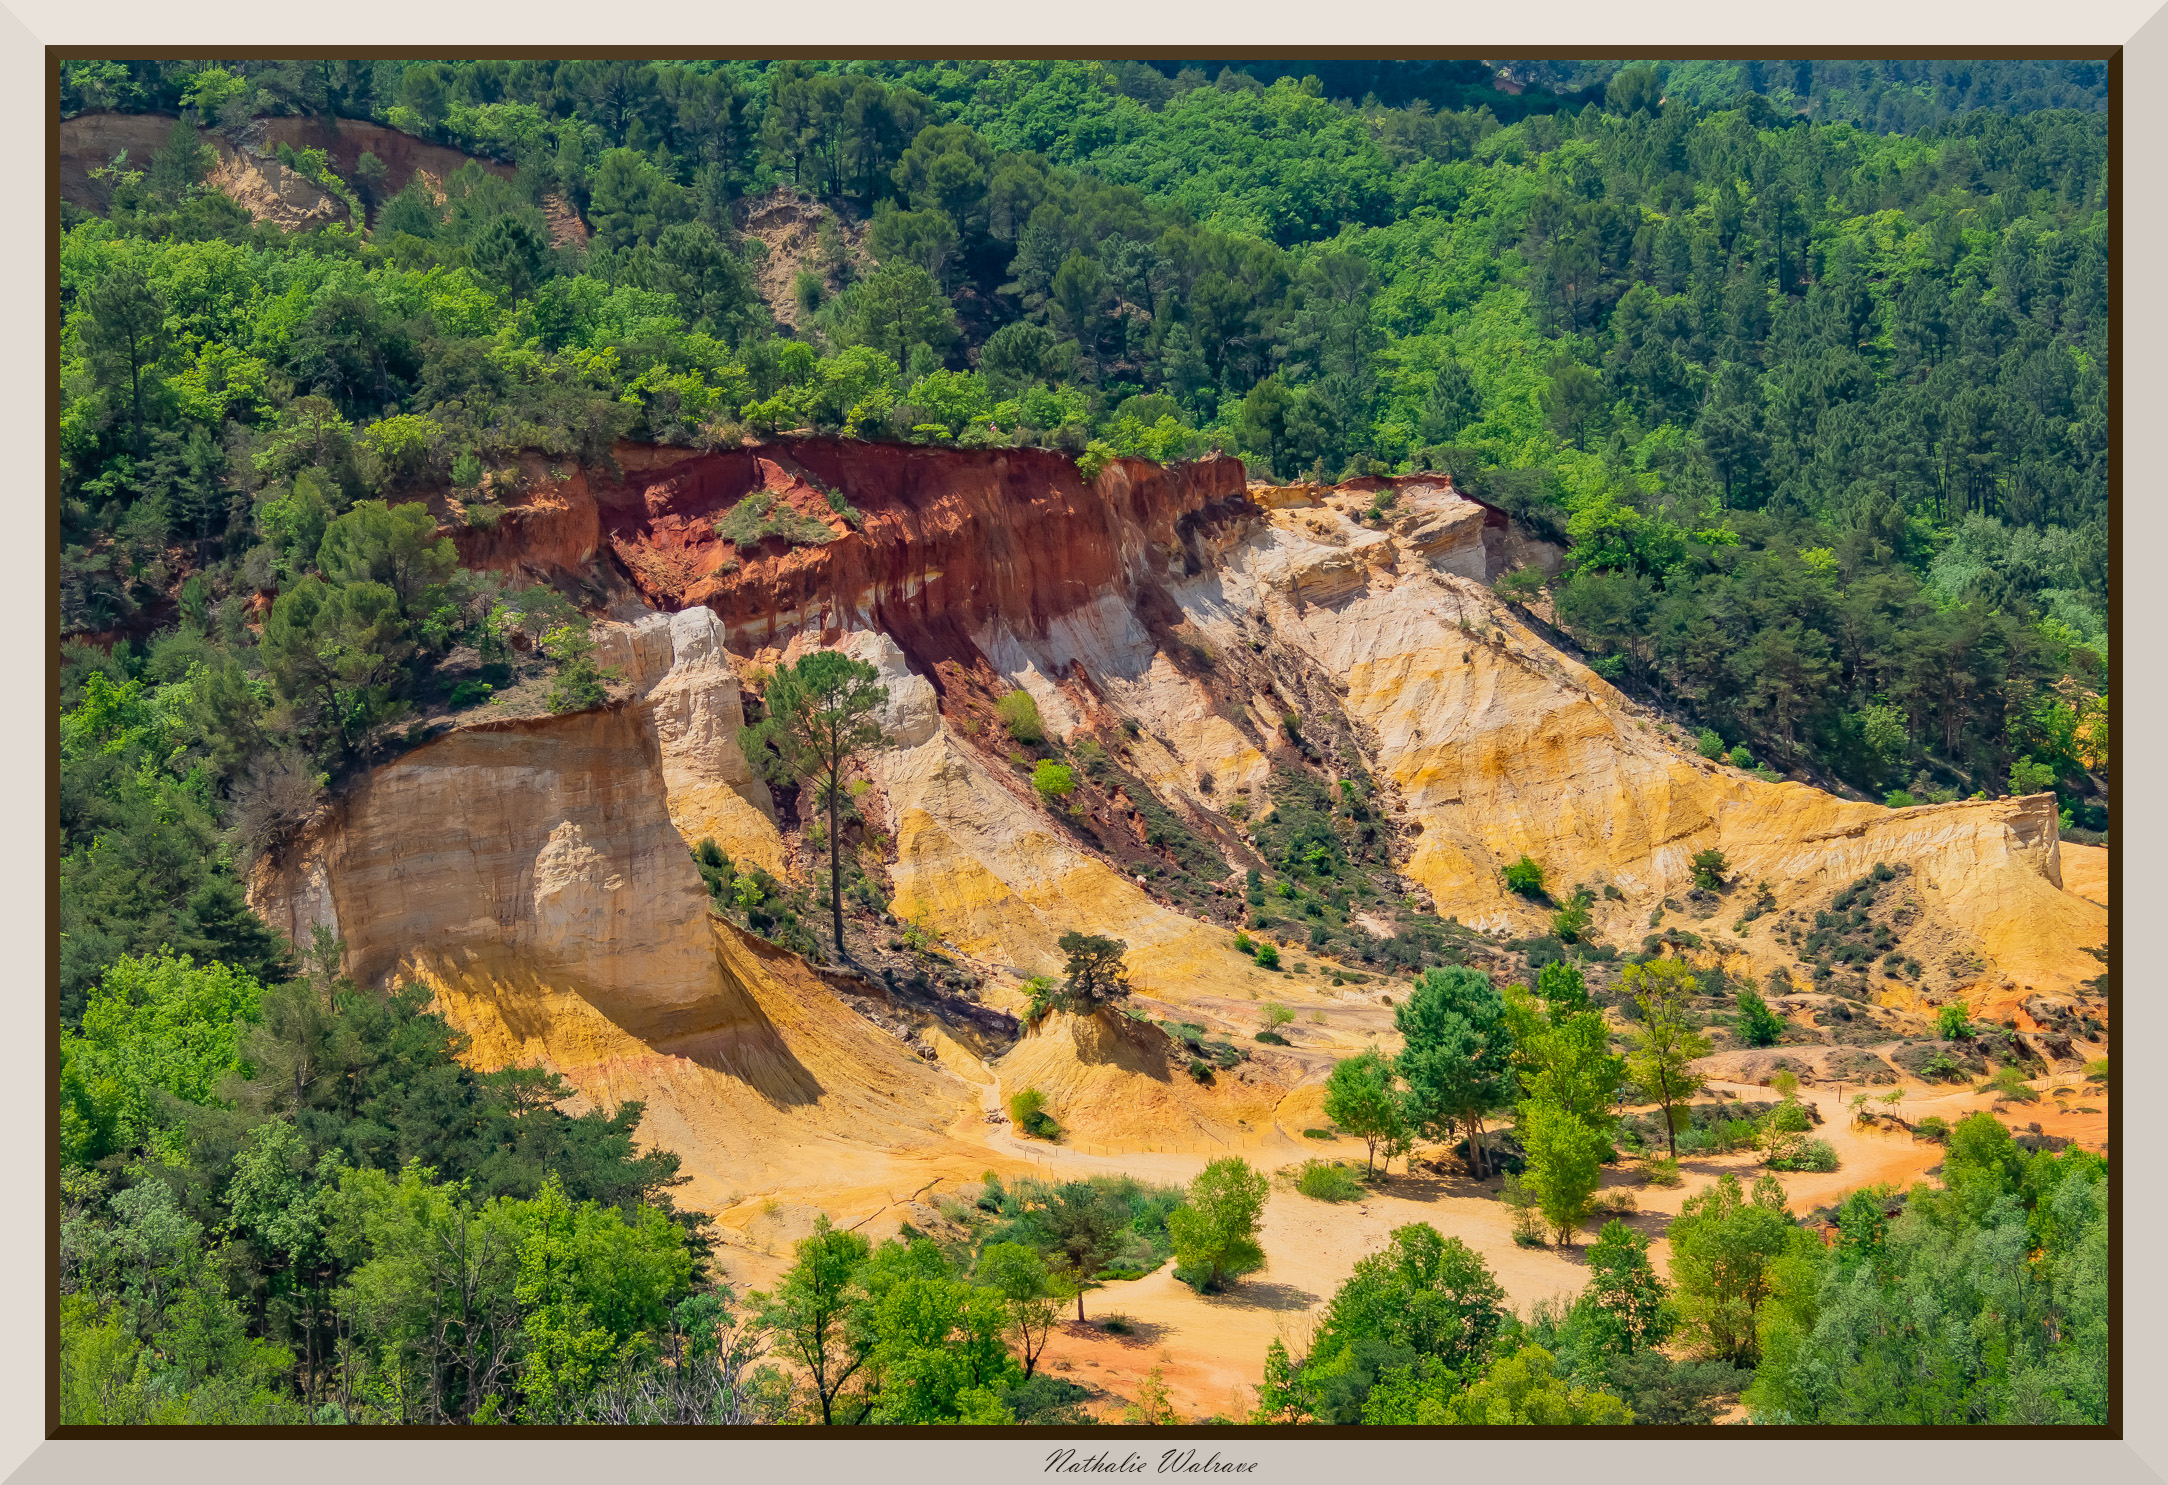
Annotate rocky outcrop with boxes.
[248,697,982,1211]
[253,438,2107,1215]
[594,440,1250,663]
[60,112,588,244]
[593,605,787,875]
[60,112,348,229]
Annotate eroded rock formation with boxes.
[253,437,2107,1195]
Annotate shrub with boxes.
[1233,932,1255,956]
[1643,1157,1683,1188]
[1255,1030,1290,1046]
[1499,1174,1548,1247]
[1734,987,1785,1048]
[447,679,493,709]
[1291,1159,1365,1202]
[1021,974,1056,1024]
[545,657,609,714]
[1008,1087,1059,1140]
[1031,761,1077,805]
[716,490,837,550]
[1551,901,1592,942]
[1978,1065,2040,1103]
[1884,790,1918,808]
[1913,1115,1952,1143]
[1767,1138,1838,1173]
[996,689,1045,744]
[1727,745,1754,769]
[1936,1004,1973,1040]
[1696,728,1724,759]
[1919,1049,1968,1082]
[1262,1001,1295,1029]
[1302,1128,1334,1140]
[1690,848,1729,891]
[1253,943,1281,970]
[1502,855,1547,897]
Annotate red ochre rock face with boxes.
[464,438,1254,676]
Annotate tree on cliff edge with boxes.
[741,651,888,962]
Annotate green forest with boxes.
[56,56,2111,1427]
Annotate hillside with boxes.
[57,57,2113,1430]
[240,440,2107,1417]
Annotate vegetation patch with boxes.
[717,489,838,550]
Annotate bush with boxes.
[1913,1115,1952,1143]
[1551,901,1592,942]
[1256,1030,1290,1046]
[1302,1127,1334,1139]
[1643,1157,1683,1187]
[1262,1001,1294,1029]
[1884,790,1918,808]
[1978,1065,2040,1103]
[996,689,1045,744]
[1253,943,1281,970]
[716,490,837,550]
[1494,567,1547,604]
[1291,1159,1366,1202]
[447,679,493,709]
[1727,745,1754,769]
[1502,855,1547,897]
[1021,974,1056,1024]
[1937,1004,1973,1040]
[545,657,609,714]
[1735,987,1785,1048]
[1008,1087,1059,1140]
[1690,848,1729,891]
[1032,761,1077,805]
[1499,1174,1548,1247]
[1767,1137,1838,1172]
[1696,728,1724,759]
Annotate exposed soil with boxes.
[733,188,872,332]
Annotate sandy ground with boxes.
[701,1056,2109,1422]
[679,846,2113,1421]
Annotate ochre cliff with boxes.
[250,696,990,1213]
[253,437,2108,1218]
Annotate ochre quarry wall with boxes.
[454,439,1250,667]
[1183,479,2105,1002]
[254,441,2105,1216]
[249,701,989,1213]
